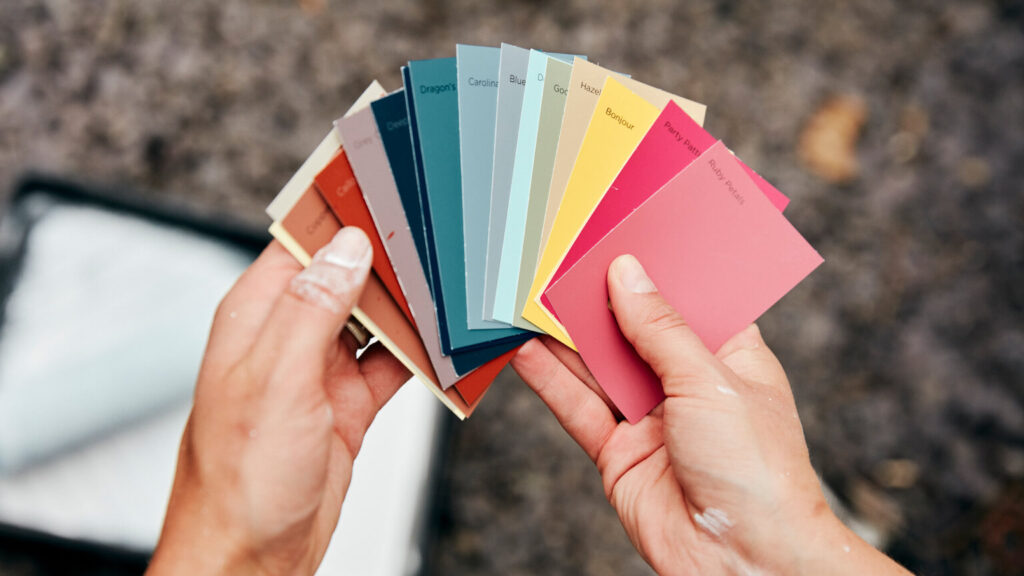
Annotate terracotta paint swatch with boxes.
[539,101,791,320]
[337,104,521,394]
[546,142,823,422]
[269,185,484,418]
[314,149,415,324]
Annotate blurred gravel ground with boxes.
[0,1,1022,574]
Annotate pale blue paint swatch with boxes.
[492,50,573,324]
[456,44,507,330]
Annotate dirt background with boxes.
[0,1,1022,574]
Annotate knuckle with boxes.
[641,302,688,336]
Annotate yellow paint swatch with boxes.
[523,77,688,347]
[537,60,705,262]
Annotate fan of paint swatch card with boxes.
[263,44,823,422]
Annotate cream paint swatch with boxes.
[523,77,704,347]
[266,81,386,221]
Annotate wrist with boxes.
[769,506,911,576]
[147,480,265,576]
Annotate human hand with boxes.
[148,228,410,575]
[512,255,910,575]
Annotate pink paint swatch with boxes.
[545,142,822,423]
[539,102,789,320]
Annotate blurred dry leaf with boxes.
[874,458,921,489]
[298,0,326,15]
[798,94,868,184]
[850,478,904,536]
[957,156,992,189]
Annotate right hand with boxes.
[512,254,910,575]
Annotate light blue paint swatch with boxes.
[481,43,531,323]
[492,50,574,325]
[456,44,506,331]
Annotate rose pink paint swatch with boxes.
[545,142,822,423]
[539,101,789,320]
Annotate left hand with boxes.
[148,228,410,575]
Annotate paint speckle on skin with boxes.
[717,385,739,396]
[693,507,734,539]
[843,545,851,553]
[248,428,258,439]
[290,229,372,313]
[229,311,238,319]
[291,272,344,313]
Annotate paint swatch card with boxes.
[406,57,530,353]
[511,56,573,331]
[372,91,430,276]
[546,142,823,422]
[340,104,522,393]
[481,43,531,324]
[456,44,506,330]
[492,49,573,325]
[524,76,695,347]
[539,101,791,320]
[258,43,835,423]
[266,81,386,222]
[314,149,415,325]
[537,59,706,262]
[269,182,482,419]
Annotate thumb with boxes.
[607,255,724,397]
[249,227,373,381]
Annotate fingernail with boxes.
[316,227,372,270]
[290,228,372,313]
[730,324,763,351]
[614,255,657,294]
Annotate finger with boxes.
[357,342,412,400]
[511,338,617,462]
[325,342,410,454]
[714,324,790,390]
[249,228,373,392]
[338,325,362,356]
[607,255,726,398]
[202,241,304,369]
[538,336,620,417]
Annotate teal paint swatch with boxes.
[406,57,530,354]
[373,87,520,373]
